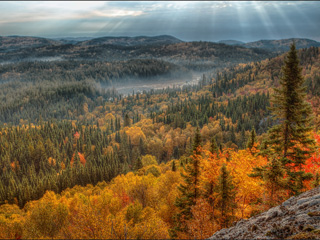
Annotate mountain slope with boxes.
[243,38,320,52]
[79,35,183,46]
[0,40,275,71]
[218,40,244,45]
[0,36,61,52]
[210,186,320,239]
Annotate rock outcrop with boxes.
[210,186,320,239]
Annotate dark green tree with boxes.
[124,113,131,127]
[134,157,143,172]
[192,127,202,155]
[313,173,320,188]
[171,160,176,172]
[250,155,287,206]
[247,128,256,152]
[171,128,202,237]
[210,137,218,155]
[263,43,315,195]
[217,163,236,228]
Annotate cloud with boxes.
[0,1,319,42]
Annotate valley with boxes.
[0,33,320,239]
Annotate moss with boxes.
[303,225,315,232]
[307,211,320,217]
[288,229,320,239]
[265,231,272,237]
[251,224,258,232]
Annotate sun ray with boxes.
[250,1,276,40]
[271,2,299,39]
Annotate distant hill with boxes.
[218,40,245,45]
[79,35,183,46]
[242,38,320,51]
[0,36,60,52]
[51,37,95,45]
[0,40,274,71]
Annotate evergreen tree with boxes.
[246,128,256,152]
[250,155,287,206]
[313,173,320,188]
[230,126,236,144]
[217,163,236,228]
[139,137,145,155]
[210,137,218,155]
[124,113,131,127]
[240,127,246,149]
[192,127,202,155]
[171,160,176,172]
[172,129,202,237]
[263,43,315,195]
[134,157,143,172]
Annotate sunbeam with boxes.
[250,1,276,40]
[0,1,319,41]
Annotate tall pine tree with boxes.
[263,43,315,195]
[217,163,236,228]
[171,128,202,237]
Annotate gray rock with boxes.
[308,199,320,207]
[209,186,320,240]
[282,196,295,206]
[297,197,311,205]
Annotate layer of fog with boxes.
[106,72,202,96]
[0,57,64,66]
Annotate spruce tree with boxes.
[171,160,176,172]
[210,137,218,155]
[171,128,202,237]
[250,155,287,206]
[192,127,202,155]
[124,113,131,127]
[217,163,236,228]
[313,173,320,188]
[134,157,143,172]
[240,127,246,149]
[263,43,315,195]
[247,128,256,152]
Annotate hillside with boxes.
[0,40,274,71]
[210,186,320,239]
[218,40,244,45]
[0,42,320,239]
[242,38,320,52]
[0,36,61,52]
[79,35,183,46]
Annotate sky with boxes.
[0,1,319,42]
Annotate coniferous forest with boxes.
[1,3,320,238]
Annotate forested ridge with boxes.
[0,40,275,71]
[0,45,319,239]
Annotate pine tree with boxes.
[263,43,315,195]
[240,127,246,149]
[250,155,287,206]
[230,126,236,144]
[124,113,131,127]
[192,127,202,155]
[247,128,256,152]
[171,160,176,172]
[313,173,320,188]
[134,157,143,172]
[172,129,202,237]
[217,163,236,228]
[139,137,145,155]
[210,137,218,155]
